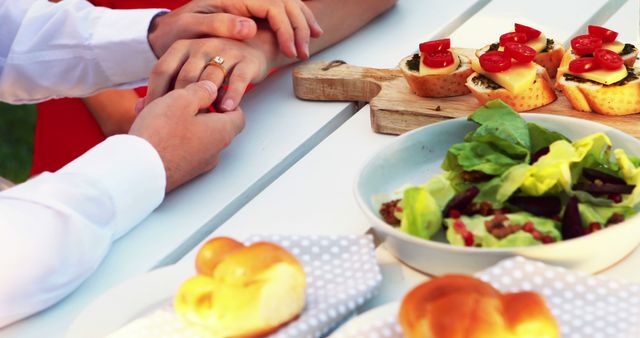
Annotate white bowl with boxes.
[355,114,640,275]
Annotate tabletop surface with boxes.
[3,0,639,336]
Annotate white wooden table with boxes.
[2,0,638,336]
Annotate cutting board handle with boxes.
[293,60,401,102]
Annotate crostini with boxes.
[466,45,557,111]
[556,25,640,115]
[476,23,565,78]
[400,38,474,97]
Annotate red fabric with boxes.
[31,0,186,175]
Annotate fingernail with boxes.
[305,41,310,58]
[236,19,251,36]
[221,98,234,111]
[291,42,298,58]
[200,80,217,97]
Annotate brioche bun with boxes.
[175,238,306,338]
[465,64,557,111]
[476,42,565,78]
[399,54,473,98]
[399,275,559,338]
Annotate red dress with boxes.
[31,0,190,175]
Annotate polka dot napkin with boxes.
[107,234,382,338]
[333,256,640,338]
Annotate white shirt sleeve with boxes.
[0,135,166,327]
[0,0,165,104]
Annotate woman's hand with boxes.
[145,37,273,111]
[149,0,322,59]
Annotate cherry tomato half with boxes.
[588,25,618,43]
[571,35,603,56]
[479,51,512,73]
[504,42,536,63]
[419,38,451,53]
[423,50,455,68]
[499,32,528,46]
[514,23,541,40]
[569,57,599,73]
[594,48,624,70]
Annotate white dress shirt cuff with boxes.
[92,8,165,86]
[58,135,166,239]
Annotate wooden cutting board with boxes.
[292,49,640,138]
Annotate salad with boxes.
[379,100,640,248]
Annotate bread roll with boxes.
[399,54,473,98]
[399,275,559,338]
[175,239,306,338]
[476,42,565,78]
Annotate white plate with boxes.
[66,264,191,338]
[355,114,640,275]
[67,235,382,338]
[330,257,640,338]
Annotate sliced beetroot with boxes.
[530,146,550,164]
[582,168,627,185]
[573,182,635,195]
[507,195,562,218]
[442,186,480,218]
[562,196,585,240]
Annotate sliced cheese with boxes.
[566,65,628,85]
[603,40,625,54]
[419,51,461,75]
[471,57,537,94]
[525,33,547,53]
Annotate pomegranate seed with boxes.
[523,221,535,233]
[449,209,461,219]
[531,230,541,240]
[608,194,622,203]
[589,222,602,233]
[462,231,474,246]
[453,220,466,232]
[542,235,554,244]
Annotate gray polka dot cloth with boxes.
[108,234,382,338]
[334,256,640,338]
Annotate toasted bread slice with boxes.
[465,64,557,111]
[556,66,640,115]
[399,54,474,97]
[476,40,565,78]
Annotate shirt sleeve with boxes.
[0,0,166,104]
[0,135,165,327]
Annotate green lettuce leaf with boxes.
[467,100,531,150]
[400,187,442,239]
[578,203,636,227]
[442,142,523,175]
[528,122,570,153]
[614,148,640,207]
[420,174,456,210]
[475,163,531,206]
[520,140,576,196]
[445,212,561,248]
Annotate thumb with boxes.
[190,13,257,40]
[184,81,218,110]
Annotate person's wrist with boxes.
[147,11,170,58]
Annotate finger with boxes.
[199,107,246,139]
[145,43,190,106]
[175,56,208,90]
[190,13,257,40]
[182,81,219,112]
[134,97,145,114]
[299,2,323,38]
[219,62,256,112]
[264,4,297,58]
[284,0,311,59]
[199,58,233,89]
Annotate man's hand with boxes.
[130,81,245,192]
[147,0,322,59]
